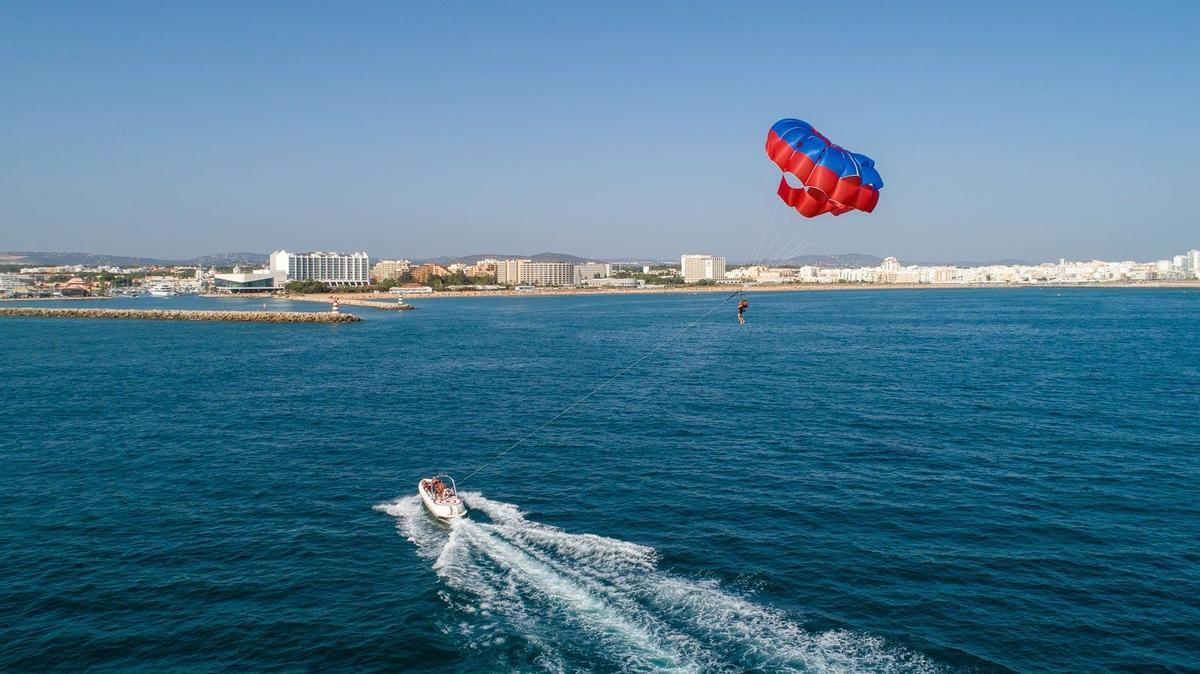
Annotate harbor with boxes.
[0,307,360,323]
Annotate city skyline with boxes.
[3,3,1198,261]
[3,243,1198,269]
[8,245,1198,280]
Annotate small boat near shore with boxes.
[418,475,467,520]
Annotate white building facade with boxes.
[270,250,371,285]
[522,262,574,286]
[573,262,612,284]
[494,259,575,286]
[0,273,31,296]
[212,271,284,293]
[495,259,530,285]
[371,259,411,281]
[680,254,726,283]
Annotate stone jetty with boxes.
[290,296,414,311]
[338,299,414,311]
[0,308,361,323]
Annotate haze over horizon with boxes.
[0,247,1129,267]
[3,2,1197,262]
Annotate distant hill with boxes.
[915,258,1035,267]
[771,253,1038,268]
[189,252,270,266]
[2,250,1041,270]
[781,253,884,268]
[425,252,595,265]
[1,251,166,267]
[0,251,269,267]
[607,257,672,265]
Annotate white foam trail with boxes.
[376,494,941,673]
[452,518,690,671]
[373,496,445,560]
[462,492,529,526]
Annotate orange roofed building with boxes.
[410,263,449,284]
[58,277,93,297]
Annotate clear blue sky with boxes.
[2,1,1197,262]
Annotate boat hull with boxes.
[418,481,467,519]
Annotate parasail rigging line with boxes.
[741,180,774,267]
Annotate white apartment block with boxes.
[494,259,574,286]
[495,259,530,285]
[522,262,574,286]
[371,259,411,281]
[573,262,611,284]
[0,273,31,294]
[680,254,726,283]
[728,247,1200,286]
[269,250,371,285]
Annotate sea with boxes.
[1,289,1197,673]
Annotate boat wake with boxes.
[375,494,941,673]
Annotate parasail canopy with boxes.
[765,119,883,218]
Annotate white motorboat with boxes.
[418,474,467,520]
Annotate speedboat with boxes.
[418,474,467,520]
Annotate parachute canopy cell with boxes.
[765,119,883,218]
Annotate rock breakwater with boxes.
[0,308,360,323]
[287,296,414,310]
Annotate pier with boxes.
[287,296,415,311]
[0,308,361,323]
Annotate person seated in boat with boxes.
[737,298,749,325]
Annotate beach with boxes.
[7,280,1195,310]
[288,278,1200,303]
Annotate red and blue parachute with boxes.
[765,119,883,218]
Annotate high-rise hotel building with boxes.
[522,262,573,286]
[573,262,612,284]
[269,250,371,286]
[494,259,574,286]
[680,254,726,283]
[494,259,529,286]
[371,259,411,282]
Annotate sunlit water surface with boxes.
[1,289,1197,672]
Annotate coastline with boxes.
[6,280,1196,305]
[292,279,1200,302]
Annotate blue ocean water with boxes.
[1,289,1197,672]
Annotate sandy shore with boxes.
[13,280,1197,306]
[288,279,1200,303]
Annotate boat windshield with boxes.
[426,474,458,500]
